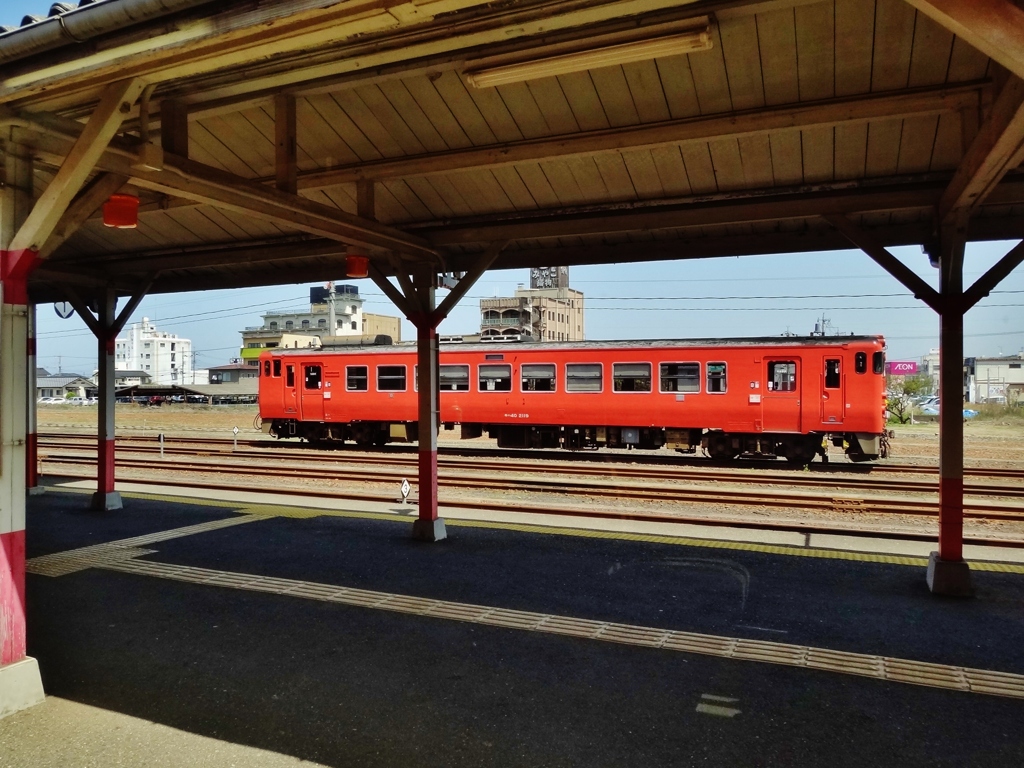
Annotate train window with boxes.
[377,365,406,391]
[566,363,602,393]
[479,364,512,392]
[263,360,270,377]
[872,351,885,374]
[660,363,700,393]
[768,361,796,392]
[273,359,281,377]
[347,366,368,391]
[440,365,470,391]
[304,365,322,390]
[855,352,867,374]
[613,362,652,392]
[522,363,556,392]
[286,365,295,387]
[825,359,841,388]
[707,362,727,393]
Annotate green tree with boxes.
[886,374,933,423]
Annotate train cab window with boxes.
[825,359,841,388]
[304,365,322,390]
[767,361,796,391]
[346,365,368,391]
[286,365,295,387]
[872,351,885,374]
[660,363,700,393]
[855,352,867,374]
[566,363,602,393]
[263,360,270,377]
[613,362,651,392]
[479,364,512,392]
[707,362,727,393]
[522,363,556,392]
[377,365,407,391]
[273,359,281,377]
[440,364,470,391]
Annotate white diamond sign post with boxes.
[400,478,411,504]
[233,426,239,451]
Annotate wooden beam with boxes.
[357,180,375,220]
[9,78,145,253]
[963,239,1024,312]
[160,99,189,158]
[434,241,507,321]
[274,94,297,195]
[295,83,986,186]
[369,261,415,317]
[38,173,129,259]
[939,76,1024,220]
[120,153,437,259]
[903,0,1024,81]
[823,214,942,312]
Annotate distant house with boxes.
[37,375,93,400]
[111,370,151,388]
[209,362,260,384]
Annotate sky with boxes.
[4,3,1023,376]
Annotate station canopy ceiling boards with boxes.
[1,0,1022,302]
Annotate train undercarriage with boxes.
[266,418,888,464]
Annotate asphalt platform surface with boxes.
[3,487,1023,767]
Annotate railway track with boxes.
[39,448,1024,523]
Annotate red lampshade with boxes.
[346,254,369,278]
[102,193,140,228]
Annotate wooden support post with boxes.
[928,214,974,596]
[411,267,445,542]
[93,290,121,510]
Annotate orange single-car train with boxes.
[258,336,889,463]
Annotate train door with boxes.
[300,363,325,421]
[763,358,801,432]
[821,357,845,425]
[284,364,297,414]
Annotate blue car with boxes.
[920,401,978,419]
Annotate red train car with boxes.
[258,336,889,463]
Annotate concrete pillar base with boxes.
[926,551,974,597]
[91,491,123,511]
[412,518,447,542]
[27,486,45,496]
[0,657,45,720]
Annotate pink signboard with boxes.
[885,361,918,375]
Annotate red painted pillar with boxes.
[0,247,46,715]
[928,229,973,595]
[410,269,446,542]
[93,290,122,511]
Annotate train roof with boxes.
[263,335,886,356]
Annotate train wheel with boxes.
[784,437,818,466]
[707,433,737,461]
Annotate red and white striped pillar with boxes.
[1,139,46,715]
[410,269,445,542]
[93,290,121,511]
[928,227,973,596]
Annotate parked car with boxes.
[37,397,65,404]
[919,400,978,419]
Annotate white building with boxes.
[116,317,208,385]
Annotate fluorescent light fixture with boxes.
[465,28,712,89]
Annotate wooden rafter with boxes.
[904,0,1024,81]
[938,76,1024,221]
[9,78,145,253]
[293,84,985,187]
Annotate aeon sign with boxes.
[885,361,918,375]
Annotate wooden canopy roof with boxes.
[1,0,1022,303]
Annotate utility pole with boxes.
[328,281,337,337]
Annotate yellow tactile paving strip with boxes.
[29,488,1024,699]
[84,555,1024,700]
